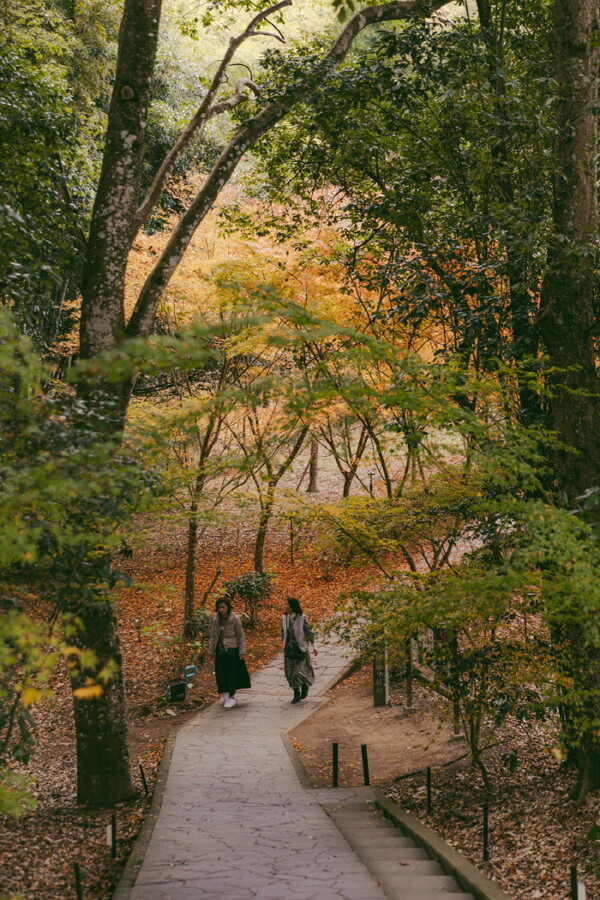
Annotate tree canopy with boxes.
[3,0,600,816]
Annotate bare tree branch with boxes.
[204,78,261,119]
[248,30,286,40]
[127,0,451,338]
[132,0,292,235]
[260,14,286,43]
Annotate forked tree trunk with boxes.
[80,0,163,362]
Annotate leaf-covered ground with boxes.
[2,491,600,899]
[291,669,600,900]
[0,517,374,900]
[387,739,600,900]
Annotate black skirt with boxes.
[215,647,251,694]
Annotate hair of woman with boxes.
[286,597,303,615]
[215,597,232,615]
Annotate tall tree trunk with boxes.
[70,599,135,805]
[540,0,600,797]
[72,0,163,805]
[476,0,541,424]
[540,0,600,497]
[78,0,163,434]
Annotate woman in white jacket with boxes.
[281,597,317,704]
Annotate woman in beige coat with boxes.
[208,599,250,708]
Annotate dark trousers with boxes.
[215,647,239,696]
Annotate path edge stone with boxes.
[373,789,512,900]
[111,733,176,900]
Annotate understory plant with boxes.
[222,571,273,627]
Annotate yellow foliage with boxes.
[125,186,358,330]
[20,687,42,708]
[72,682,104,700]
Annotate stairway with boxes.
[318,787,476,899]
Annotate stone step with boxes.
[389,896,477,899]
[346,846,434,862]
[380,877,470,894]
[321,795,476,900]
[340,831,418,846]
[344,831,429,860]
[375,870,460,890]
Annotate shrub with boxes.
[222,571,273,627]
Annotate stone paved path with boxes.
[115,641,389,900]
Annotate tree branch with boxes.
[132,0,292,235]
[204,78,261,119]
[127,0,451,338]
[248,30,285,41]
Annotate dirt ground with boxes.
[290,667,462,787]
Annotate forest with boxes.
[2,0,600,897]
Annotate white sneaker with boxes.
[220,693,229,705]
[223,697,237,709]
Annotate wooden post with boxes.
[373,649,389,708]
[451,636,461,735]
[73,862,83,900]
[361,744,370,786]
[332,742,339,787]
[405,639,414,712]
[110,814,117,859]
[483,803,489,861]
[426,767,432,814]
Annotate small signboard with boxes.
[166,682,186,702]
[183,665,197,684]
